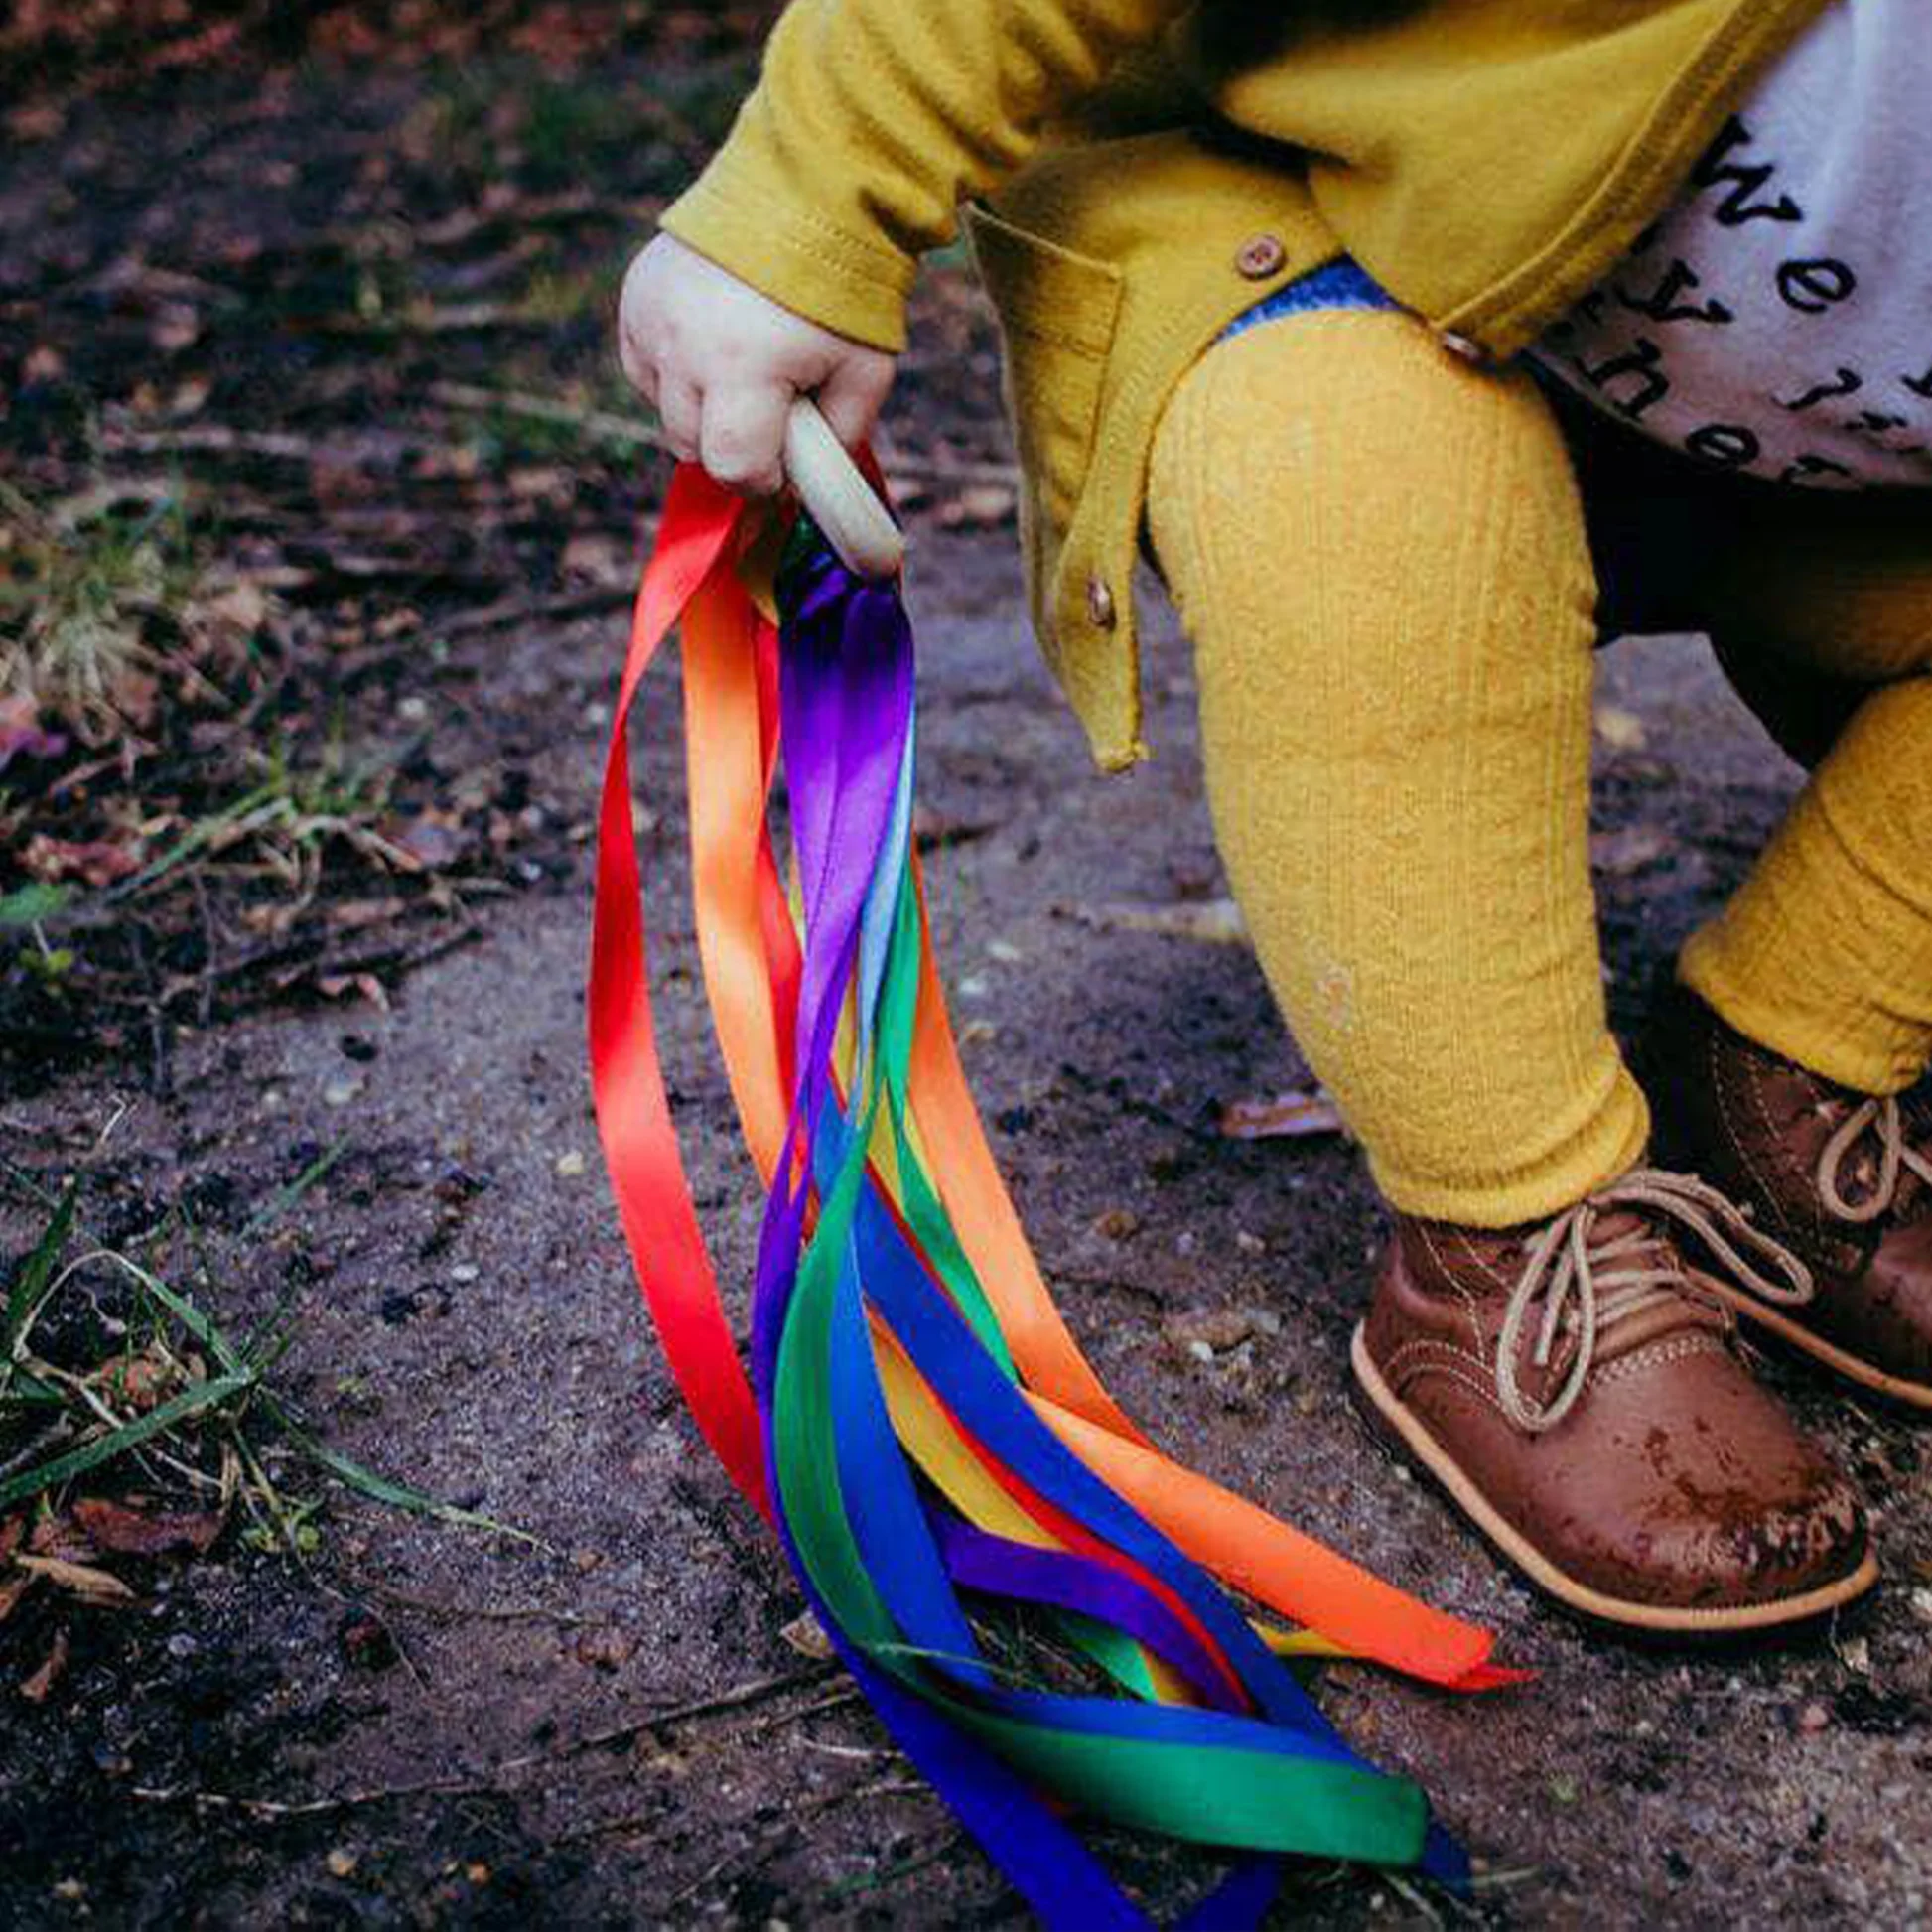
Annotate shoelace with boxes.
[1495,1168,1814,1434]
[1815,1095,1932,1225]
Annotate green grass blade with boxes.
[242,1137,348,1238]
[5,1180,76,1359]
[262,1397,538,1543]
[107,1253,246,1377]
[101,780,283,903]
[0,882,72,928]
[0,1368,255,1509]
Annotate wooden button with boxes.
[1234,233,1287,280]
[1086,571,1117,629]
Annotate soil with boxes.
[4,36,1931,1932]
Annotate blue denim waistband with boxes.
[1220,256,1399,341]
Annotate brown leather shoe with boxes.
[1648,986,1932,1410]
[1352,1169,1875,1631]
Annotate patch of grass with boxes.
[0,479,198,737]
[104,724,405,908]
[0,1172,524,1552]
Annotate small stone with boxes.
[1798,1701,1832,1734]
[450,1263,480,1284]
[1234,1230,1265,1255]
[397,695,429,724]
[326,1848,359,1879]
[1186,1340,1215,1364]
[1093,1207,1140,1242]
[165,1632,198,1660]
[323,1076,363,1108]
[1908,1587,1932,1625]
[554,1150,587,1178]
[1593,704,1648,752]
[985,939,1023,965]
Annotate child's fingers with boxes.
[658,375,703,464]
[700,380,790,497]
[815,352,896,453]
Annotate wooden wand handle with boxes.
[782,397,905,580]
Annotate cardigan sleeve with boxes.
[657,0,1193,351]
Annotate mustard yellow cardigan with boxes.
[662,0,1829,768]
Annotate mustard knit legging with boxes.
[1148,309,1932,1228]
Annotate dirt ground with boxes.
[5,32,1932,1932]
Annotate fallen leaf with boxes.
[24,833,145,888]
[1218,1089,1346,1141]
[71,1498,223,1558]
[780,1611,835,1660]
[94,1347,179,1413]
[392,813,465,870]
[21,1629,69,1704]
[16,1555,138,1609]
[1069,898,1248,945]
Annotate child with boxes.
[617,0,1932,1631]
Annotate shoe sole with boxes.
[1690,1269,1932,1412]
[1349,1323,1879,1634]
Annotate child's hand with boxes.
[618,234,896,497]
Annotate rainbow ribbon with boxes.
[590,467,1519,1928]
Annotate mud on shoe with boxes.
[1351,1169,1875,1632]
[1649,985,1932,1410]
